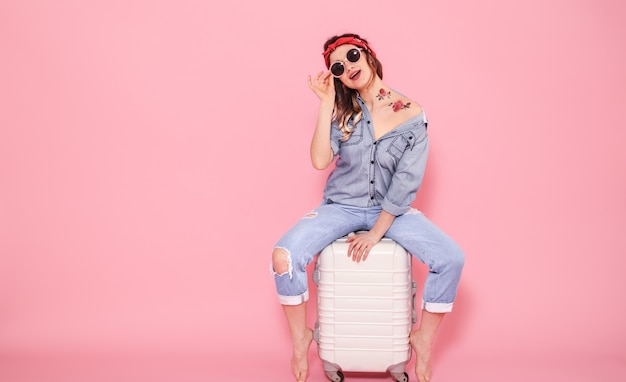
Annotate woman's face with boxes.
[328,44,372,89]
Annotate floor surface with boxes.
[1,348,624,382]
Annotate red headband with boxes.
[322,36,376,68]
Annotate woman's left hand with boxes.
[346,231,382,263]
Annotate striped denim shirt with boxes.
[322,94,429,216]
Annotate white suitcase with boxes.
[313,233,416,382]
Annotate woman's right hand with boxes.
[307,71,336,103]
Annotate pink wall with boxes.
[1,0,625,380]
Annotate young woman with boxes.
[270,33,465,382]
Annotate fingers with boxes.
[307,71,332,88]
[361,248,370,262]
[347,240,371,263]
[307,71,323,87]
[346,233,382,263]
[307,71,321,86]
[307,71,336,102]
[312,70,330,80]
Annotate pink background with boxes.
[1,0,625,381]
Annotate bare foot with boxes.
[291,327,313,382]
[410,330,433,382]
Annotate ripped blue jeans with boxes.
[271,203,465,313]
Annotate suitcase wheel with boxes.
[324,370,344,382]
[391,371,410,382]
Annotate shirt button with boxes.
[367,121,371,124]
[370,180,374,184]
[370,196,374,200]
[370,160,374,164]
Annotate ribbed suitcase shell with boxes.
[313,234,415,381]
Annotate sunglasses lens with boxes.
[330,62,344,77]
[347,48,361,63]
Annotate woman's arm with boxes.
[310,100,335,170]
[308,71,336,170]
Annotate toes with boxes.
[295,371,307,382]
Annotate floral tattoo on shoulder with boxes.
[390,100,411,112]
[377,88,411,111]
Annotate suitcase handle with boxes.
[412,280,418,324]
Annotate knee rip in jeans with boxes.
[271,247,293,279]
[404,207,421,215]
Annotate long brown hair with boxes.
[323,33,384,140]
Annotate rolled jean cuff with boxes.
[278,291,309,305]
[422,300,454,313]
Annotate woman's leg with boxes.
[283,304,313,382]
[410,310,444,382]
[271,204,364,381]
[272,248,313,381]
[382,208,464,382]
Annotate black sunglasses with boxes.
[330,48,363,78]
